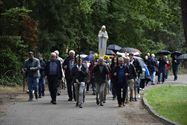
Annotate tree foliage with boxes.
[0,0,186,85]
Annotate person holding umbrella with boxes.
[157,54,167,84]
[172,55,181,81]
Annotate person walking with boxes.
[126,57,136,102]
[93,58,109,106]
[110,56,118,100]
[45,52,62,104]
[157,55,167,84]
[63,50,76,101]
[38,54,46,98]
[148,54,157,85]
[172,55,180,81]
[24,51,40,101]
[88,60,96,95]
[114,57,128,107]
[54,50,65,95]
[72,57,88,108]
[129,53,142,100]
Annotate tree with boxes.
[181,0,187,47]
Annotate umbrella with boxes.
[107,44,122,51]
[119,47,141,55]
[116,51,128,57]
[157,50,171,55]
[171,51,182,57]
[134,56,145,69]
[84,54,94,61]
[76,54,87,58]
[177,53,187,60]
[106,50,115,55]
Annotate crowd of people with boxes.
[23,50,181,108]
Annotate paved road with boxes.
[0,93,162,125]
[0,75,186,125]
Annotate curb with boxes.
[142,86,180,125]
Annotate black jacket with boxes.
[45,60,62,80]
[93,64,109,83]
[127,64,137,80]
[63,56,75,79]
[71,64,88,83]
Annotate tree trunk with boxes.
[181,0,187,47]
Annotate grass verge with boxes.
[0,85,22,94]
[145,84,187,125]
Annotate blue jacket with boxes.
[114,65,128,87]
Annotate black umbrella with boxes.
[106,50,115,55]
[107,44,122,51]
[157,50,171,55]
[134,56,145,68]
[171,51,182,57]
[119,47,141,55]
[177,53,187,60]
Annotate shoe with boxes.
[76,102,78,107]
[123,102,125,106]
[51,100,56,104]
[26,90,29,94]
[28,98,33,101]
[52,101,56,104]
[134,98,137,101]
[39,96,41,98]
[79,104,83,108]
[137,94,141,99]
[68,98,72,101]
[100,103,103,106]
[57,93,61,96]
[103,100,106,103]
[96,98,99,105]
[130,97,133,102]
[118,104,121,107]
[113,97,116,100]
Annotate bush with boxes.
[0,36,27,86]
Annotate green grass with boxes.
[145,85,187,125]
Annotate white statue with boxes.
[98,25,108,57]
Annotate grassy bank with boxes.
[145,84,187,125]
[0,85,22,94]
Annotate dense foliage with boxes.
[0,0,186,85]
